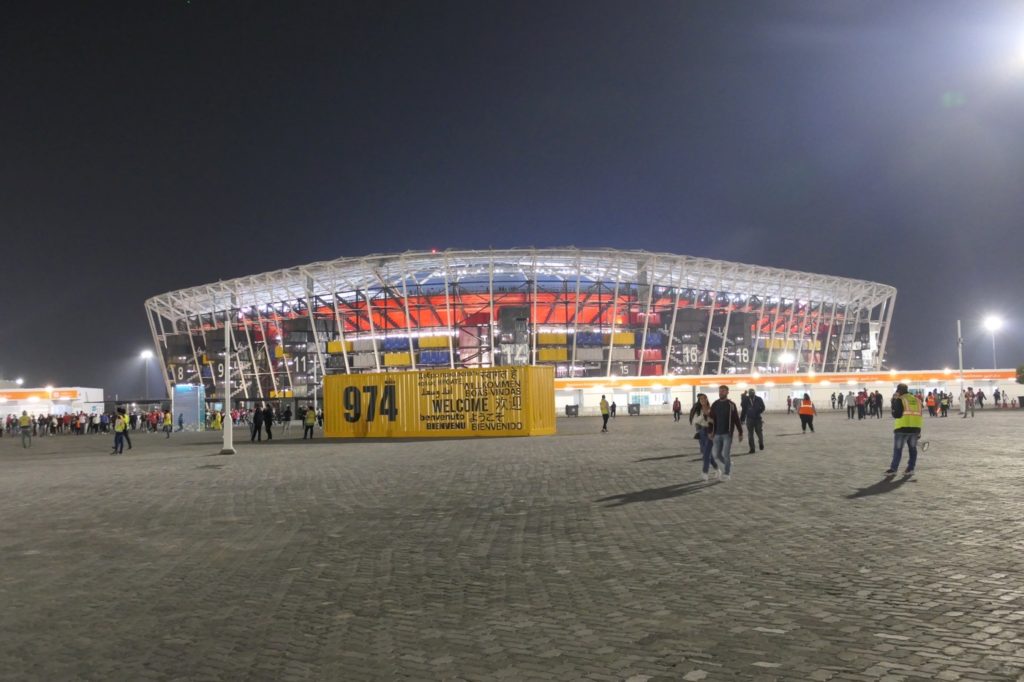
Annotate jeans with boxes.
[890,432,919,471]
[21,429,31,448]
[746,418,763,451]
[601,414,609,431]
[711,433,733,475]
[698,429,717,473]
[113,432,124,454]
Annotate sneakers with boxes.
[747,449,755,454]
[903,468,915,476]
[700,472,709,482]
[884,468,897,475]
[721,474,730,481]
[714,469,722,480]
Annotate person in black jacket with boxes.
[263,404,274,440]
[709,385,743,481]
[251,404,264,442]
[739,388,766,454]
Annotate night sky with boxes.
[3,1,1022,396]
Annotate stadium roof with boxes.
[145,248,896,323]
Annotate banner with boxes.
[323,366,556,438]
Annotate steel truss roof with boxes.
[145,248,896,322]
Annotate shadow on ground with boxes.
[597,479,719,507]
[845,475,914,499]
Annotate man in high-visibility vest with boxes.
[886,383,923,476]
[112,408,128,455]
[797,394,816,433]
[303,404,317,440]
[18,411,33,448]
[599,395,610,433]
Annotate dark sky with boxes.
[3,0,1022,395]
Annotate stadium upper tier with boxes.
[145,248,897,400]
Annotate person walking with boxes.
[672,397,682,422]
[846,391,856,419]
[798,393,816,433]
[886,383,922,475]
[263,403,275,440]
[251,403,265,442]
[786,396,793,414]
[708,385,743,481]
[961,387,975,418]
[177,413,185,431]
[18,411,32,448]
[739,388,765,454]
[162,410,173,438]
[303,404,316,439]
[282,406,293,432]
[599,395,610,432]
[831,392,837,410]
[610,401,617,418]
[689,393,719,481]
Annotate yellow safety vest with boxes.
[19,415,31,428]
[304,410,317,426]
[600,399,609,415]
[893,394,923,430]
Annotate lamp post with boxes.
[983,315,1003,369]
[140,350,154,401]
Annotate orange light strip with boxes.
[555,369,1016,390]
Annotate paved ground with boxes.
[2,409,1024,681]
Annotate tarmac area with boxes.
[1,409,1023,681]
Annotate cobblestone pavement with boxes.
[2,409,1024,681]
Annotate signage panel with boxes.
[324,366,555,438]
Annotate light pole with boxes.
[983,315,1003,369]
[140,350,154,400]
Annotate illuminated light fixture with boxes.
[15,378,23,386]
[889,369,897,376]
[764,381,775,387]
[45,385,53,392]
[140,350,154,360]
[847,379,857,386]
[983,315,1003,333]
[820,379,831,385]
[777,353,795,364]
[792,380,804,386]
[752,371,761,379]
[28,396,39,403]
[942,367,952,375]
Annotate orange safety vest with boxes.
[926,395,936,407]
[798,400,815,416]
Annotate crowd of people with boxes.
[4,402,328,450]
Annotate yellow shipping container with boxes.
[537,332,568,345]
[324,366,555,438]
[384,352,412,367]
[327,339,353,354]
[418,335,451,349]
[274,346,286,359]
[603,331,635,346]
[537,348,568,362]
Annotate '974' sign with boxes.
[343,384,398,422]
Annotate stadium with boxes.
[145,248,937,411]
